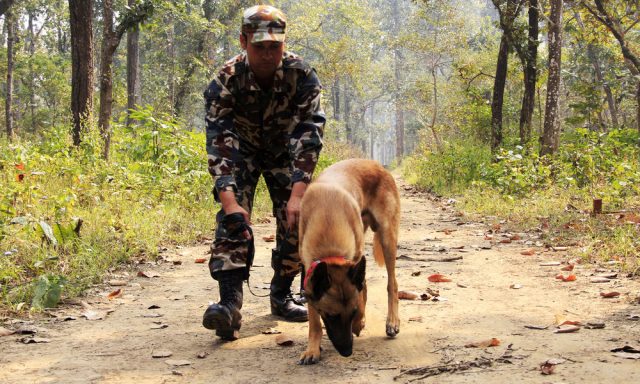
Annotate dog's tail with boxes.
[373,231,385,267]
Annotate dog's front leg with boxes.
[299,304,322,365]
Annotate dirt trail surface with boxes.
[2,176,640,384]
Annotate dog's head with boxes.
[304,257,366,357]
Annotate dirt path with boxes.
[2,177,640,384]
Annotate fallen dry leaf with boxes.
[552,246,569,251]
[600,291,620,298]
[261,328,281,335]
[428,274,452,283]
[137,271,160,278]
[411,271,421,276]
[150,323,169,330]
[107,289,122,300]
[585,321,605,329]
[597,272,617,279]
[108,280,127,286]
[611,345,640,354]
[165,360,192,367]
[197,351,209,359]
[524,325,549,330]
[0,327,15,337]
[262,234,275,242]
[275,334,294,346]
[555,274,576,282]
[540,261,561,266]
[510,284,523,289]
[510,234,522,241]
[554,314,581,326]
[426,288,440,297]
[420,293,431,301]
[194,258,207,264]
[465,338,500,348]
[520,249,535,256]
[442,229,454,235]
[408,316,423,322]
[499,239,512,244]
[398,291,419,300]
[540,361,556,375]
[152,350,173,358]
[561,264,575,271]
[559,320,582,326]
[21,337,51,344]
[554,325,580,333]
[148,304,161,309]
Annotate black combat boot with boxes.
[270,273,308,322]
[203,269,244,340]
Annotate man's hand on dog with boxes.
[219,190,252,239]
[286,182,307,232]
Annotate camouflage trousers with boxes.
[209,152,301,281]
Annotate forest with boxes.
[0,0,638,311]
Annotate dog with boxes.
[298,158,400,364]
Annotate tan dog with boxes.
[298,159,400,364]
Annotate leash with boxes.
[220,213,269,298]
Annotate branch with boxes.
[115,1,154,42]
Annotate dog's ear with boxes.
[348,257,366,291]
[309,262,331,301]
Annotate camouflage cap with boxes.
[241,5,287,43]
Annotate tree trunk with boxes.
[586,0,640,137]
[574,11,618,129]
[491,34,509,152]
[519,0,538,144]
[392,0,404,160]
[27,10,38,133]
[540,0,563,156]
[126,0,141,127]
[0,0,14,17]
[167,19,176,116]
[5,8,15,141]
[98,0,152,158]
[333,78,340,120]
[69,0,94,146]
[99,0,118,160]
[430,67,443,151]
[345,83,352,142]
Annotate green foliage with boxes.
[402,139,492,195]
[0,111,217,309]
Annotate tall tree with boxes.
[519,0,539,144]
[581,0,640,136]
[540,0,564,156]
[490,0,525,152]
[5,7,16,140]
[126,0,141,127]
[98,0,153,159]
[392,0,405,160]
[573,10,619,129]
[69,0,94,146]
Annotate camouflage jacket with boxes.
[204,51,325,197]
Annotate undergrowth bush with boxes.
[403,128,640,272]
[0,108,215,309]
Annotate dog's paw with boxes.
[385,323,400,338]
[298,349,321,365]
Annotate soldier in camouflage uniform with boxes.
[202,5,325,341]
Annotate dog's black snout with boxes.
[335,345,353,357]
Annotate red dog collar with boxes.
[303,256,347,290]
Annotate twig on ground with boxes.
[397,255,463,262]
[394,357,493,382]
